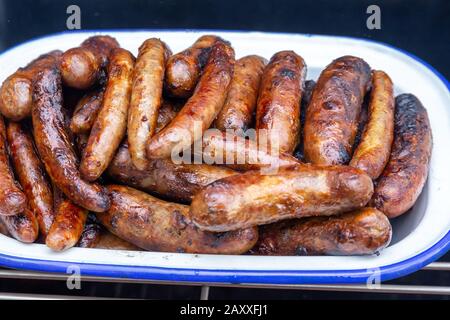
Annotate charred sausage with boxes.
[77,215,103,248]
[69,88,104,134]
[294,79,316,161]
[0,208,39,243]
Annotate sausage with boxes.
[32,67,110,212]
[98,185,258,254]
[250,207,392,256]
[6,121,55,236]
[0,208,39,243]
[371,94,432,218]
[45,198,88,251]
[0,50,62,121]
[256,51,306,154]
[350,71,395,179]
[190,164,374,232]
[77,215,103,248]
[61,35,119,89]
[304,56,371,165]
[214,55,267,132]
[128,38,172,170]
[69,88,104,134]
[108,143,237,203]
[80,48,134,181]
[94,230,140,250]
[147,41,235,159]
[156,99,183,132]
[165,35,221,98]
[0,115,27,216]
[294,79,316,161]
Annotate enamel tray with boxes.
[0,30,449,284]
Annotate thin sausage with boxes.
[77,216,103,248]
[0,209,39,243]
[69,88,104,134]
[294,79,316,161]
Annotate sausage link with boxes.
[250,207,391,256]
[156,99,183,132]
[350,70,395,179]
[0,208,39,243]
[190,164,374,232]
[304,56,371,165]
[128,39,172,170]
[256,51,306,154]
[0,51,62,121]
[69,88,104,134]
[32,67,110,212]
[98,185,258,254]
[80,48,134,181]
[147,41,235,159]
[77,216,103,248]
[0,218,9,236]
[371,94,432,218]
[294,80,316,161]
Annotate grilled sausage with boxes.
[350,70,394,179]
[294,79,316,162]
[98,185,258,254]
[214,55,267,132]
[61,35,119,89]
[128,39,172,170]
[6,121,55,236]
[190,164,374,232]
[165,35,221,98]
[32,67,110,212]
[77,216,102,248]
[147,41,235,159]
[80,48,134,181]
[371,94,432,218]
[0,208,39,243]
[156,99,183,132]
[250,207,391,256]
[304,56,371,165]
[94,230,139,250]
[69,88,104,134]
[256,51,306,154]
[0,51,62,121]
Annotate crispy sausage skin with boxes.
[61,35,119,89]
[0,51,62,121]
[215,55,267,132]
[165,35,221,98]
[147,41,235,159]
[77,216,103,248]
[80,48,134,181]
[0,208,39,243]
[250,208,391,256]
[7,121,55,236]
[304,56,371,165]
[98,185,258,254]
[128,39,172,170]
[371,94,432,218]
[69,88,104,134]
[350,70,395,179]
[256,51,306,154]
[294,79,316,161]
[190,165,374,232]
[32,67,110,212]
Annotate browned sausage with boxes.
[32,67,110,212]
[214,55,267,132]
[147,41,235,159]
[98,185,258,254]
[294,79,316,161]
[6,121,55,236]
[256,51,306,154]
[94,230,139,250]
[304,56,371,165]
[156,99,183,132]
[77,216,103,248]
[69,88,104,134]
[371,94,432,218]
[80,48,134,181]
[190,164,373,232]
[165,35,221,98]
[61,35,119,89]
[0,208,39,243]
[250,207,391,256]
[350,70,395,179]
[0,51,62,121]
[128,39,172,170]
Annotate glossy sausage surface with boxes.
[0,208,39,243]
[69,88,104,134]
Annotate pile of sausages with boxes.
[0,34,432,256]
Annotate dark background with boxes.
[0,0,448,300]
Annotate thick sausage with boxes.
[304,56,371,165]
[147,41,235,159]
[165,35,221,98]
[250,207,391,256]
[294,79,316,161]
[6,121,55,236]
[128,39,172,170]
[69,88,104,134]
[190,164,374,232]
[0,209,39,243]
[371,94,432,218]
[80,48,134,181]
[32,67,110,212]
[350,70,395,179]
[0,50,62,121]
[214,55,267,132]
[98,185,258,254]
[256,51,306,154]
[61,35,119,89]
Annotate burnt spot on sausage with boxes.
[279,68,297,80]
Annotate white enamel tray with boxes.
[0,30,449,284]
